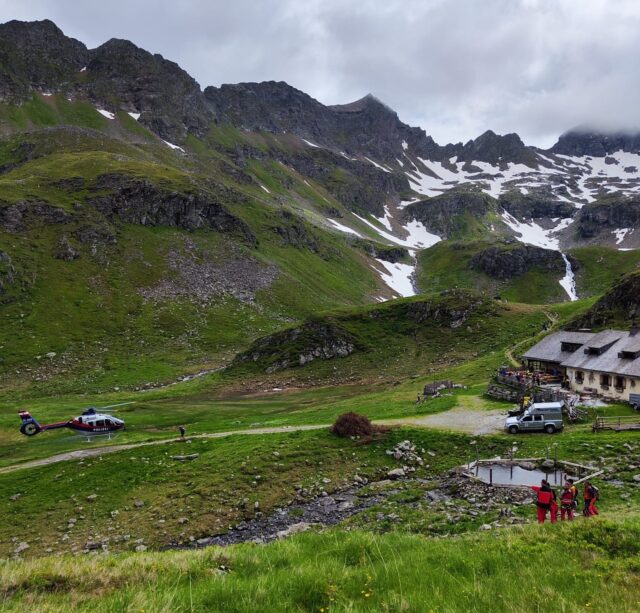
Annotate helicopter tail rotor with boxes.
[19,411,42,436]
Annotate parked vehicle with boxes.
[630,393,640,412]
[505,401,565,434]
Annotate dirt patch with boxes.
[386,407,505,435]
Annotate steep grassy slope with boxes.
[0,97,405,395]
[415,240,569,303]
[227,290,550,382]
[570,269,640,329]
[3,517,639,612]
[569,245,640,297]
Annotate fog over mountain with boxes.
[2,0,640,147]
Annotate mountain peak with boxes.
[458,129,529,165]
[329,94,395,116]
[550,127,640,157]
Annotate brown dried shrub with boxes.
[330,412,375,438]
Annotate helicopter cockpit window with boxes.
[96,420,105,428]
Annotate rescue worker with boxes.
[583,481,599,516]
[566,478,579,511]
[560,484,575,521]
[531,479,555,524]
[550,487,559,523]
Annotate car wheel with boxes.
[508,425,519,434]
[544,424,556,434]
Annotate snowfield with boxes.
[399,149,640,207]
[374,259,416,297]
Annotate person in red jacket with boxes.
[531,479,556,524]
[583,481,599,516]
[560,484,575,521]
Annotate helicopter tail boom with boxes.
[19,411,70,436]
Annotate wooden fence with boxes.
[593,415,640,432]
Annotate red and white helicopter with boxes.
[19,405,127,438]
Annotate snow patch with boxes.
[128,111,141,120]
[80,66,87,72]
[501,211,562,250]
[364,157,391,173]
[162,140,185,153]
[353,214,440,250]
[42,92,53,97]
[96,108,115,120]
[612,228,632,245]
[302,139,320,148]
[375,259,415,297]
[328,219,362,237]
[402,140,409,151]
[375,205,394,231]
[260,184,271,194]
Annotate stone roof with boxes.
[522,331,595,365]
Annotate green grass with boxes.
[569,246,640,297]
[1,487,640,611]
[2,421,640,559]
[416,240,568,303]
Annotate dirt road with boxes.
[1,409,507,475]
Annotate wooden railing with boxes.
[593,416,640,432]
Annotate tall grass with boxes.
[1,517,639,611]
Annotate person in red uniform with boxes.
[560,484,575,521]
[531,479,556,524]
[583,481,599,516]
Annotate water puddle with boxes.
[473,464,565,487]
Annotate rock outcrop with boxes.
[0,201,71,233]
[403,190,495,238]
[233,321,360,373]
[469,244,567,280]
[575,196,640,241]
[87,174,256,244]
[570,270,640,328]
[0,250,15,295]
[499,190,574,220]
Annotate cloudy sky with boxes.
[1,0,639,147]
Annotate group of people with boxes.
[531,478,599,523]
[499,367,546,388]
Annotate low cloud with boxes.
[2,0,640,147]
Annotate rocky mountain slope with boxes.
[1,18,639,392]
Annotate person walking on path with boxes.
[178,425,186,440]
[531,479,556,524]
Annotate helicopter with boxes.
[18,404,128,437]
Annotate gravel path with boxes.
[1,409,506,474]
[385,407,506,435]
